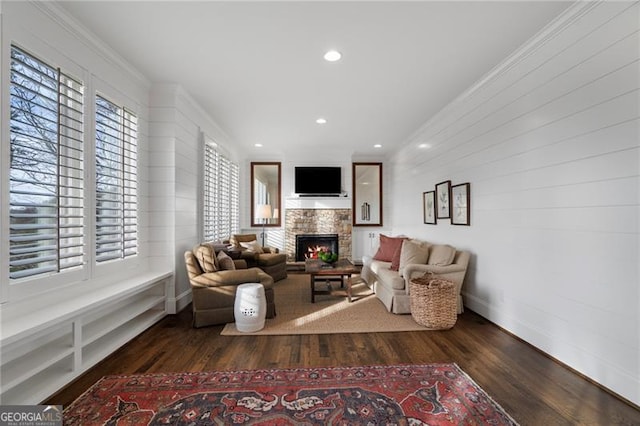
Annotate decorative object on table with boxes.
[63,364,518,425]
[422,190,436,224]
[435,180,451,219]
[409,274,457,330]
[317,248,338,264]
[234,283,267,332]
[451,182,470,226]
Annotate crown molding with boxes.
[151,83,238,159]
[173,84,235,146]
[30,0,150,89]
[401,0,603,148]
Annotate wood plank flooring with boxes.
[46,304,640,425]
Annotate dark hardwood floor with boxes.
[47,303,640,425]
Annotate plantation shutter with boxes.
[95,95,138,262]
[203,140,239,242]
[203,143,219,242]
[229,161,240,235]
[9,46,85,279]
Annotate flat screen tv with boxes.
[295,166,341,196]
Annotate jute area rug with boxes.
[221,273,427,335]
[63,364,519,425]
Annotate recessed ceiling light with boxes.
[254,143,263,148]
[418,143,431,149]
[374,144,382,148]
[316,118,327,124]
[324,50,342,62]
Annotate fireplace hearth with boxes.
[295,234,339,262]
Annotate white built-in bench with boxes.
[0,270,173,405]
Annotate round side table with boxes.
[234,283,267,332]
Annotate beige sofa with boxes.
[361,239,470,315]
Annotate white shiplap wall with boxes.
[148,86,178,311]
[148,84,242,312]
[389,2,639,405]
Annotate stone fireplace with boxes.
[285,209,352,262]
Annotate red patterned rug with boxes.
[64,364,518,425]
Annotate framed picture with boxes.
[451,183,470,226]
[423,191,436,224]
[435,180,451,219]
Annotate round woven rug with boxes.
[221,273,427,335]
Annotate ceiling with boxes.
[58,1,571,158]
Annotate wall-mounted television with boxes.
[294,166,341,196]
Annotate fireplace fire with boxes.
[295,234,339,262]
[305,245,332,259]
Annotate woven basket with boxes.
[409,275,457,330]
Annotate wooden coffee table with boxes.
[305,258,357,303]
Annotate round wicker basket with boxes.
[409,275,457,330]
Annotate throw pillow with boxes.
[231,234,259,249]
[195,244,218,273]
[239,240,264,254]
[390,244,404,271]
[216,250,236,271]
[373,234,408,263]
[428,244,457,266]
[398,239,430,275]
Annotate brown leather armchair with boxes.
[228,234,288,282]
[184,243,276,328]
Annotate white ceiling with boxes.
[58,1,571,157]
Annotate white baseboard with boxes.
[462,292,640,406]
[168,289,192,314]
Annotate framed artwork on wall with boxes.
[423,191,436,224]
[451,183,470,226]
[435,180,451,219]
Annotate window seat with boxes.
[0,270,173,405]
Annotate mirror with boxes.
[251,162,281,227]
[352,162,383,226]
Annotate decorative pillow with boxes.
[428,244,457,266]
[390,245,404,271]
[231,234,258,249]
[373,234,408,263]
[195,244,218,273]
[239,240,264,254]
[398,239,430,275]
[216,250,236,271]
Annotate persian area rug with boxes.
[221,273,427,335]
[63,364,518,425]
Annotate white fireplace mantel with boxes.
[285,196,351,210]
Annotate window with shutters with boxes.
[9,46,85,280]
[95,95,138,262]
[203,140,239,242]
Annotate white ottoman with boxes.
[234,283,267,332]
